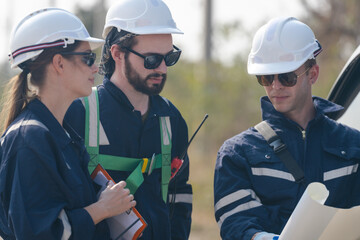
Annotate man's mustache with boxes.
[147,73,167,79]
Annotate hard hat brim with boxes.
[131,27,183,35]
[85,37,105,50]
[102,26,183,38]
[247,59,309,75]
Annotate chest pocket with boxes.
[245,146,295,182]
[322,145,360,182]
[321,120,360,182]
[322,143,360,207]
[244,146,300,208]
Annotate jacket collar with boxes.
[103,77,175,117]
[103,77,134,111]
[261,96,343,122]
[28,99,79,148]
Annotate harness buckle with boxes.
[269,137,286,153]
[141,158,148,173]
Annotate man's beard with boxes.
[125,57,167,96]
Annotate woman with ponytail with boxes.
[0,8,135,239]
[1,71,31,132]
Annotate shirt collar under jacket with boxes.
[103,76,175,117]
[27,99,80,148]
[260,95,343,123]
[103,77,134,111]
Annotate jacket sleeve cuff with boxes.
[170,201,192,240]
[65,208,96,238]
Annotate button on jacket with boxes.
[214,96,360,240]
[0,99,109,240]
[65,77,193,240]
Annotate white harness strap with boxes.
[82,87,109,147]
[160,116,172,146]
[87,88,98,147]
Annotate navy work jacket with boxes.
[65,77,193,240]
[0,99,109,240]
[214,96,360,240]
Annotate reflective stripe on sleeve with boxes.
[217,200,262,229]
[168,193,192,204]
[214,189,260,213]
[323,163,359,181]
[58,209,71,240]
[1,119,48,145]
[251,167,295,182]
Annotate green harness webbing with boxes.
[83,87,172,202]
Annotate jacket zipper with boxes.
[298,126,306,140]
[301,129,306,140]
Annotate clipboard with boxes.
[91,164,147,240]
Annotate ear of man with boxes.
[309,64,320,85]
[110,45,125,63]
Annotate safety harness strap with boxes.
[255,121,305,183]
[84,87,99,173]
[84,87,172,202]
[160,116,172,202]
[102,154,162,194]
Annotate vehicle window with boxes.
[337,90,360,131]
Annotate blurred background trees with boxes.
[1,0,360,239]
[163,1,360,239]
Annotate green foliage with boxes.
[163,59,267,240]
[163,58,264,154]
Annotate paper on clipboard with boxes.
[91,164,147,240]
[279,182,360,240]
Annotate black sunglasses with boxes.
[122,45,181,69]
[60,52,96,67]
[256,67,311,87]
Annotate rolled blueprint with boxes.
[279,182,360,240]
[279,182,336,240]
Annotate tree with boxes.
[301,0,360,97]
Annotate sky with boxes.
[1,0,304,68]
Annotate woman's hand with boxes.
[99,181,136,218]
[84,181,136,224]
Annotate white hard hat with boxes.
[9,8,105,69]
[103,0,183,38]
[247,16,322,75]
